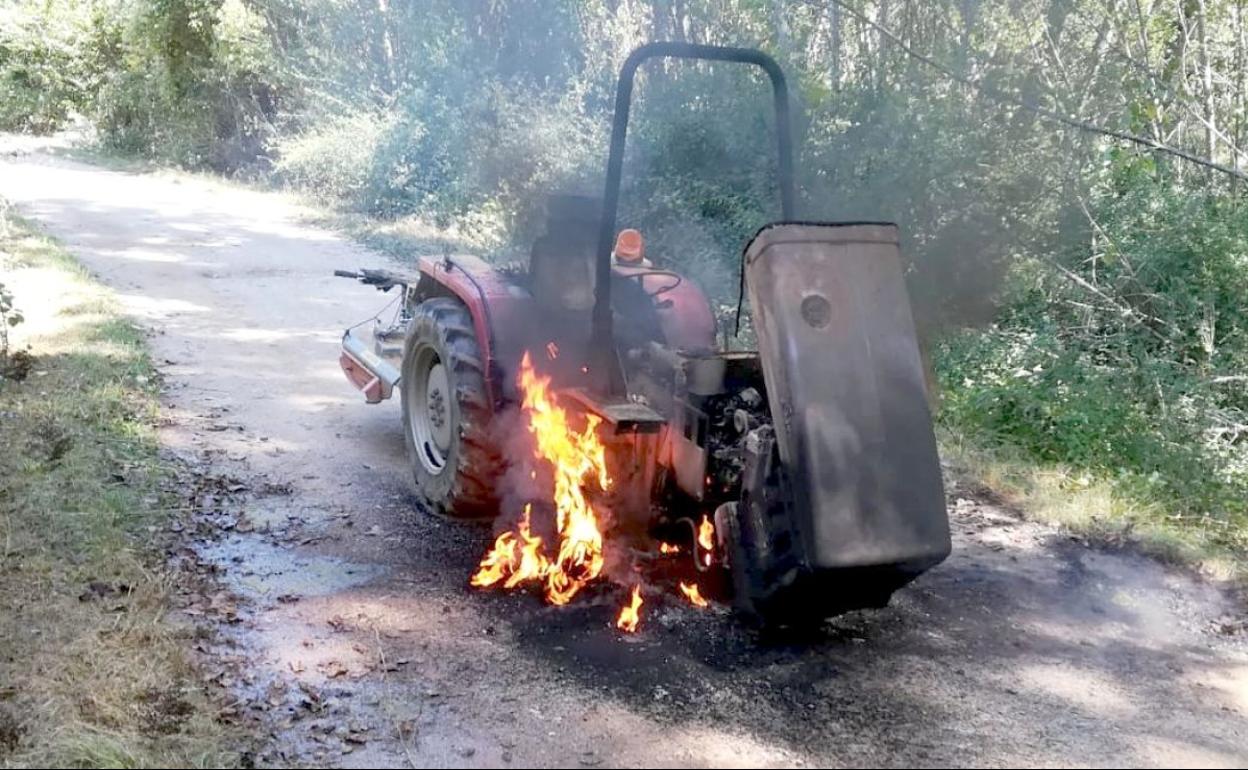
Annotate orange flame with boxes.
[521,353,610,604]
[616,585,643,632]
[697,515,715,567]
[472,505,551,589]
[471,352,611,607]
[658,542,681,555]
[504,505,549,589]
[471,531,517,587]
[679,581,709,608]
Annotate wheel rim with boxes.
[409,345,452,475]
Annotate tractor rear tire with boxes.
[401,297,500,518]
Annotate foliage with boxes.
[0,279,22,366]
[0,1,104,132]
[272,106,395,204]
[93,0,288,169]
[0,0,288,168]
[0,201,24,369]
[937,163,1248,519]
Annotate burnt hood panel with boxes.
[743,222,950,574]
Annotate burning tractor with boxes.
[336,43,950,629]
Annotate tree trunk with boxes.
[1237,0,1247,186]
[829,0,841,87]
[771,0,792,57]
[376,0,398,96]
[1196,0,1216,187]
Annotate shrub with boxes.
[0,2,110,133]
[93,0,286,171]
[273,108,396,204]
[936,164,1248,519]
[0,280,22,365]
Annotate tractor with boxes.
[336,42,951,623]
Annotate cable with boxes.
[626,269,684,296]
[346,293,399,333]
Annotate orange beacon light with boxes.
[613,228,645,264]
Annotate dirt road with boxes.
[2,142,1246,768]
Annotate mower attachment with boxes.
[726,222,951,620]
[340,329,401,404]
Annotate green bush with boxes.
[280,82,603,247]
[93,0,287,170]
[936,163,1248,519]
[272,107,395,203]
[936,327,1232,510]
[361,91,473,220]
[0,280,22,364]
[0,2,110,133]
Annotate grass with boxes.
[47,142,167,176]
[939,426,1248,585]
[0,211,241,768]
[297,205,494,263]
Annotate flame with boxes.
[472,353,716,629]
[521,352,610,604]
[546,341,559,360]
[471,505,552,589]
[616,585,643,632]
[697,515,715,567]
[471,531,517,587]
[679,581,709,608]
[504,505,549,589]
[471,352,611,607]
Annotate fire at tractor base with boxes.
[470,351,719,634]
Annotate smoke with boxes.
[487,404,546,535]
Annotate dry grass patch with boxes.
[0,211,241,768]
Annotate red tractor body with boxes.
[336,43,951,624]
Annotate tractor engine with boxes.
[702,384,769,499]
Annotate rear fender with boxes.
[414,255,535,410]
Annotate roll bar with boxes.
[591,43,796,392]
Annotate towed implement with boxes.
[336,42,950,625]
